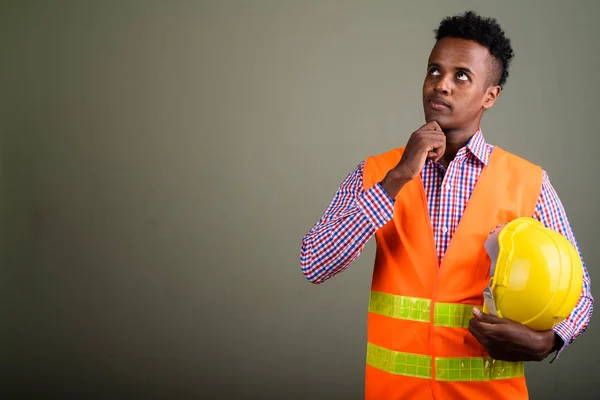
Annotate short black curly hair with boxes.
[434,11,514,88]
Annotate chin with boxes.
[424,112,453,129]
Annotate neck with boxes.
[439,125,479,167]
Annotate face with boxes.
[422,37,501,131]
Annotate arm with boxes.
[300,161,394,284]
[301,121,447,283]
[468,170,593,363]
[532,170,594,359]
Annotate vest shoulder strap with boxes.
[490,146,543,202]
[363,147,405,190]
[363,145,543,200]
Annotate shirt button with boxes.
[446,184,452,190]
[442,226,448,233]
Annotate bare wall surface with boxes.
[1,1,598,399]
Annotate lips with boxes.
[426,95,451,109]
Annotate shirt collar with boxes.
[461,128,489,166]
[425,128,490,168]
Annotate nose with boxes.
[435,75,451,95]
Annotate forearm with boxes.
[300,163,394,283]
[380,168,411,200]
[552,284,594,357]
[533,170,594,358]
[301,209,376,283]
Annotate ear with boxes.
[483,86,501,110]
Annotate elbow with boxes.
[583,291,594,321]
[301,265,324,284]
[300,242,324,284]
[300,249,344,284]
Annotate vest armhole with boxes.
[363,147,406,191]
[492,146,543,213]
[363,156,375,191]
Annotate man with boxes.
[300,11,593,400]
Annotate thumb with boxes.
[429,120,442,131]
[423,120,442,131]
[472,307,502,324]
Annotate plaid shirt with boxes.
[300,130,593,357]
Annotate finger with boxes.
[419,134,446,148]
[472,307,503,325]
[429,151,444,162]
[430,141,446,161]
[470,316,495,343]
[419,129,446,137]
[419,121,443,133]
[424,120,442,131]
[427,144,444,161]
[435,142,446,160]
[468,319,487,345]
[420,134,446,156]
[469,316,489,335]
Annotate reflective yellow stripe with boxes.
[433,302,479,329]
[366,343,524,381]
[368,291,479,328]
[367,342,432,378]
[435,356,524,381]
[368,291,431,323]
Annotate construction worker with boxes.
[300,10,593,400]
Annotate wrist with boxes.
[380,169,411,199]
[534,330,559,360]
[551,332,564,352]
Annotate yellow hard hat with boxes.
[482,217,583,331]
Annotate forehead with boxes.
[428,37,492,75]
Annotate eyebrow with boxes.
[428,62,475,76]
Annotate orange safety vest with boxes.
[362,145,542,400]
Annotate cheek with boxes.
[422,80,432,92]
[455,91,483,114]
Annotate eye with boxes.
[457,71,469,81]
[429,68,441,76]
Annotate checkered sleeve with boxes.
[300,161,395,283]
[532,170,594,359]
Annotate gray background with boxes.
[1,0,598,399]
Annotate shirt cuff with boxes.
[550,323,574,362]
[356,183,395,229]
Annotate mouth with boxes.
[426,96,451,110]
